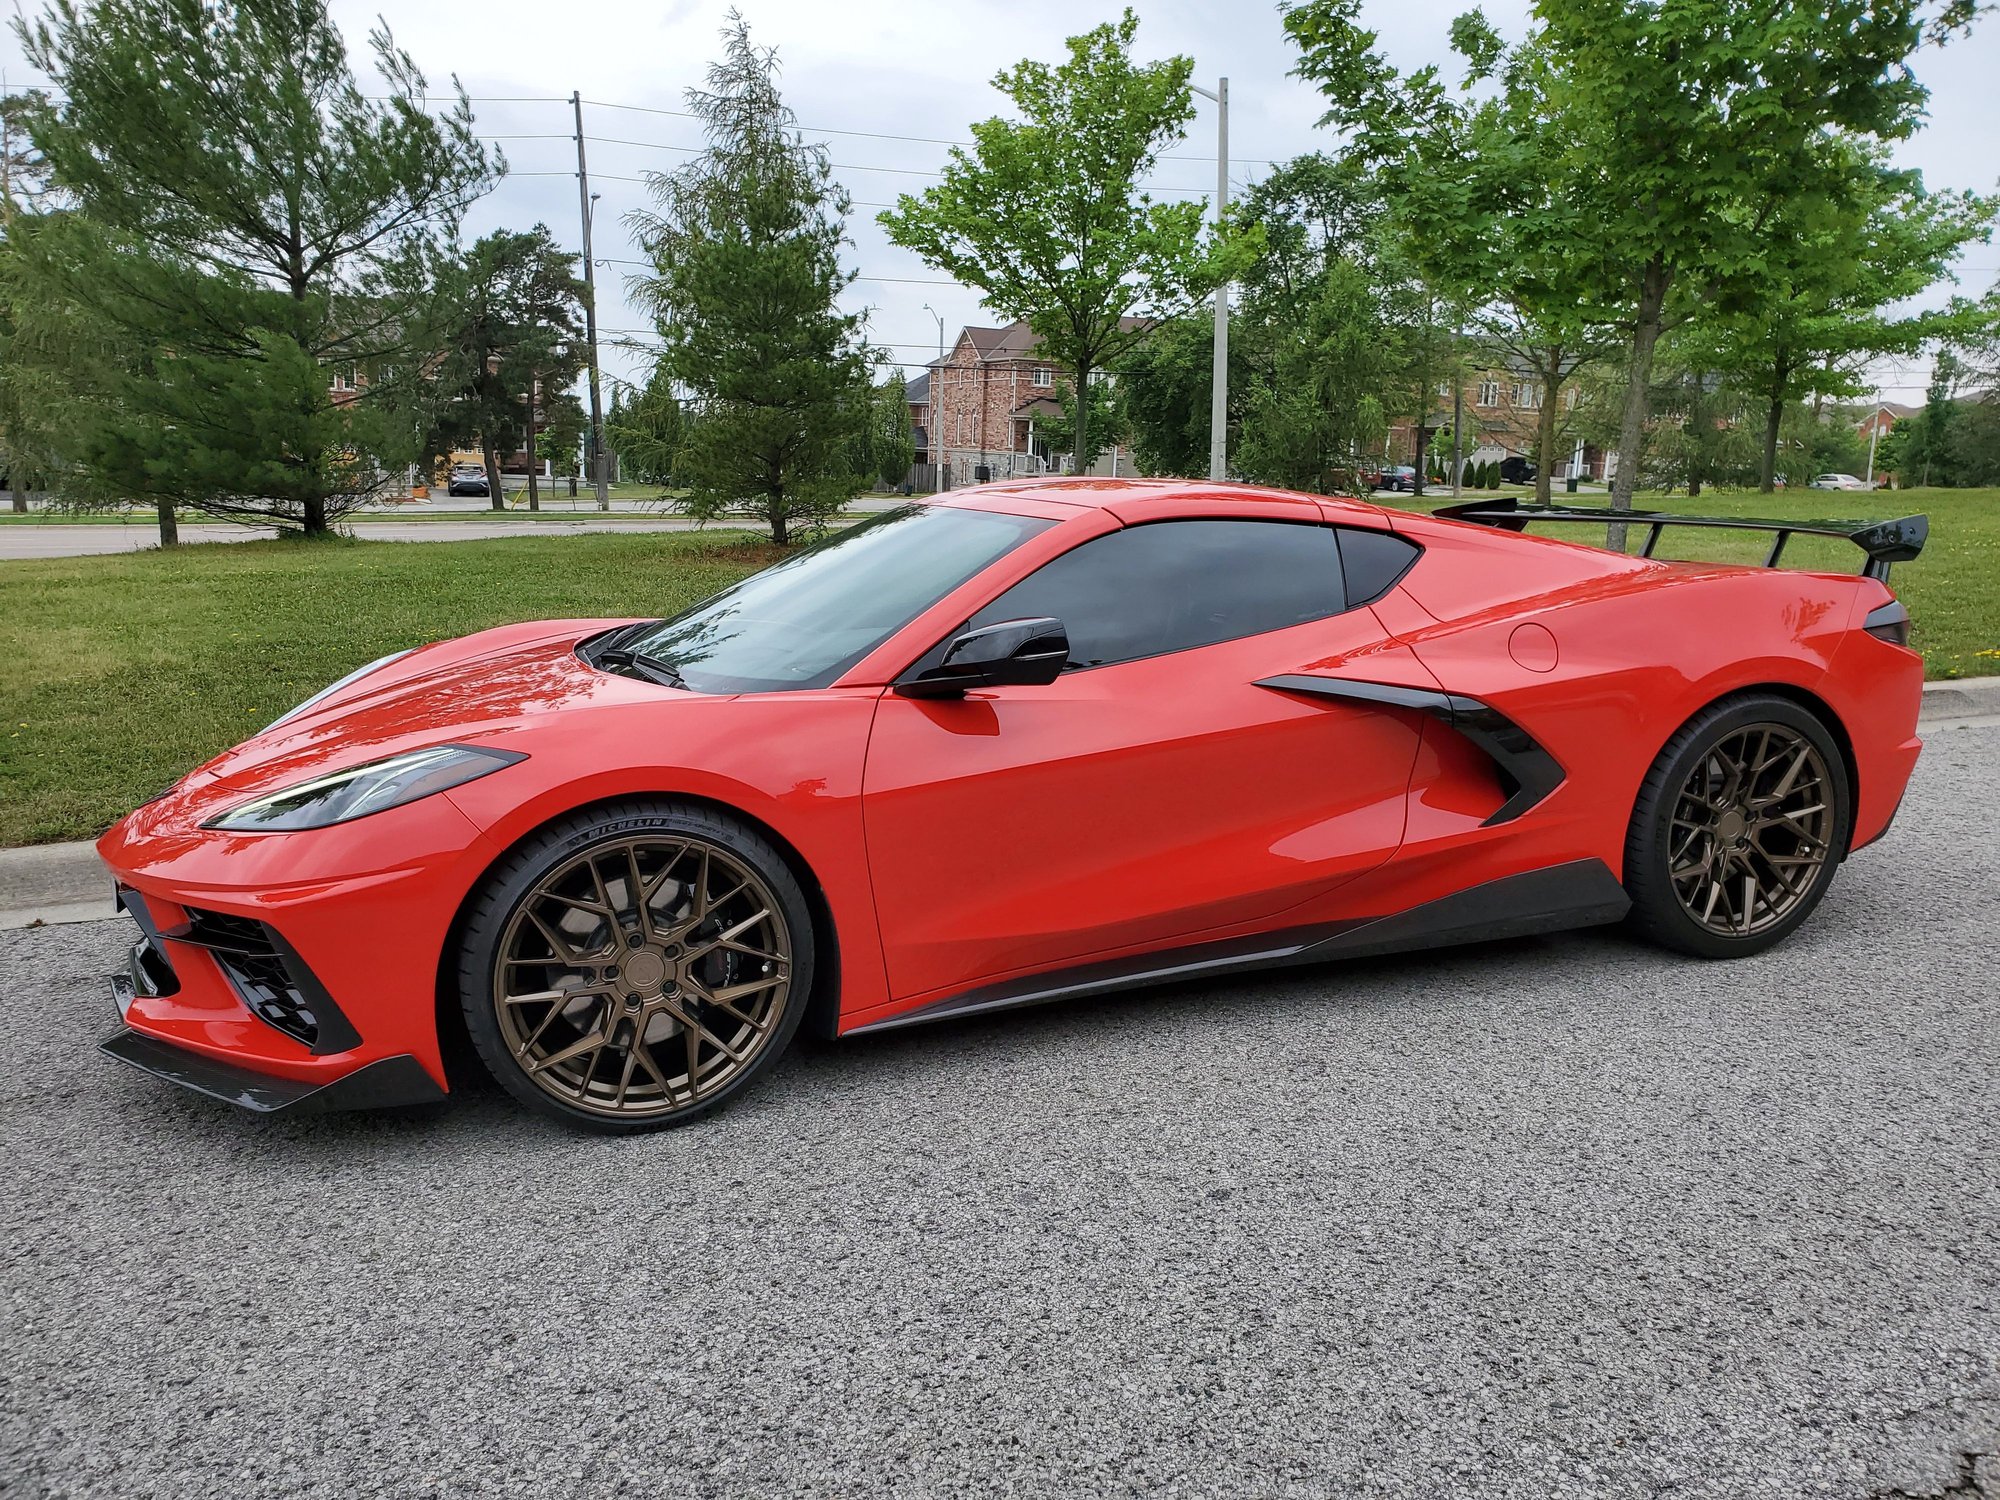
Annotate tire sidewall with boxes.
[457,801,816,1132]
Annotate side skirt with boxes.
[844,858,1632,1037]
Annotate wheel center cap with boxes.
[1717,809,1749,843]
[624,949,669,994]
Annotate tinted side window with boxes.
[969,520,1346,669]
[1340,529,1422,606]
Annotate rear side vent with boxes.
[172,909,361,1055]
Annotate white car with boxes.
[1809,473,1874,491]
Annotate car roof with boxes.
[930,475,1389,524]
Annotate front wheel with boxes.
[1624,695,1852,959]
[457,801,814,1131]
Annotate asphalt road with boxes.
[3,721,1995,1500]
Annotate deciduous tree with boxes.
[1287,0,1983,522]
[881,9,1254,471]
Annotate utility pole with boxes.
[573,92,610,512]
[525,374,539,512]
[1193,77,1229,483]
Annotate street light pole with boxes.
[1193,77,1229,483]
[922,303,946,491]
[573,91,610,512]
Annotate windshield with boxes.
[613,504,1054,693]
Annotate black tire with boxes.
[1624,693,1852,959]
[457,799,816,1132]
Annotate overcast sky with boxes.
[5,0,1996,405]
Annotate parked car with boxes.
[1809,473,1873,491]
[1377,465,1419,492]
[1498,456,1538,485]
[447,464,490,497]
[97,478,1929,1132]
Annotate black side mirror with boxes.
[896,617,1070,699]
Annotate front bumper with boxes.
[99,924,448,1116]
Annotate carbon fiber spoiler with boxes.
[1432,497,1928,581]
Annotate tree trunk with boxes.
[771,504,789,547]
[156,497,178,547]
[1759,392,1785,494]
[8,472,24,514]
[303,494,327,536]
[1535,349,1562,507]
[481,436,505,513]
[1610,255,1671,547]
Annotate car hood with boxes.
[173,618,657,802]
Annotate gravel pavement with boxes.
[2,722,1996,1499]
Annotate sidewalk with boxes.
[4,676,1996,931]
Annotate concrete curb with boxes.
[0,840,113,931]
[3,676,1996,933]
[1918,674,2000,725]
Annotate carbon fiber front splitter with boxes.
[102,971,447,1117]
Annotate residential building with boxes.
[1854,400,1919,442]
[1387,362,1608,482]
[925,319,1136,488]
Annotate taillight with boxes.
[1862,598,1910,648]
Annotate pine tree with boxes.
[10,0,493,541]
[628,12,874,544]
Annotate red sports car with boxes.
[97,479,1927,1131]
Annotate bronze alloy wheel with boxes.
[1666,722,1835,938]
[492,835,793,1121]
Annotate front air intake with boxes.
[173,908,361,1055]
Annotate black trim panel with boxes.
[847,858,1631,1037]
[1255,674,1565,826]
[100,1027,446,1116]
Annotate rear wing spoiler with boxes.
[1431,498,1928,581]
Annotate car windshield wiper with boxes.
[594,645,686,689]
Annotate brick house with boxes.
[1854,400,1918,442]
[926,319,1135,488]
[1388,363,1608,482]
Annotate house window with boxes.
[330,365,356,393]
[1437,381,1451,398]
[957,413,972,444]
[1477,380,1500,408]
[1512,381,1540,408]
[1033,366,1053,388]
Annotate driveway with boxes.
[2,719,1995,1498]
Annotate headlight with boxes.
[203,745,526,832]
[263,649,415,733]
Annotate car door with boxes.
[859,513,1435,1005]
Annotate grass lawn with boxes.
[0,530,777,847]
[0,487,1992,848]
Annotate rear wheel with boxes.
[458,801,813,1131]
[1624,695,1852,959]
